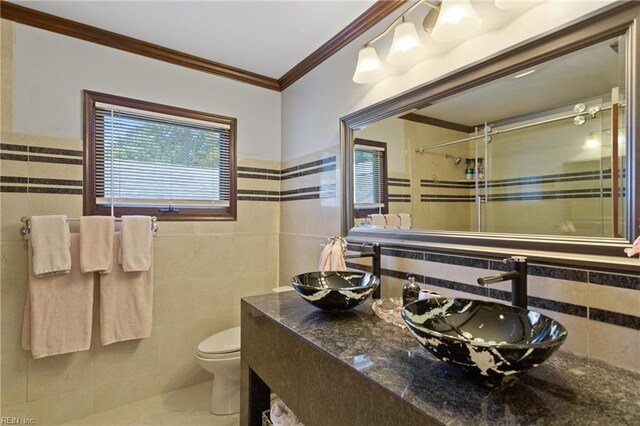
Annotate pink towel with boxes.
[100,233,153,346]
[319,241,346,271]
[384,214,401,228]
[80,216,114,273]
[22,234,93,358]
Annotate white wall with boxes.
[13,24,281,161]
[280,0,614,162]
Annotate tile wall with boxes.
[0,20,280,423]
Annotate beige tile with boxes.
[1,242,28,300]
[527,274,587,307]
[0,157,28,177]
[93,367,164,413]
[587,283,640,317]
[27,193,82,218]
[26,161,83,181]
[93,333,160,386]
[27,349,94,402]
[1,192,29,242]
[0,403,28,418]
[1,291,27,356]
[27,386,94,425]
[1,350,28,407]
[536,308,589,356]
[588,320,640,372]
[155,221,195,237]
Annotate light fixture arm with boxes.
[364,0,439,47]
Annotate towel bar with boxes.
[19,216,158,241]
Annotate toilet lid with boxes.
[197,326,241,354]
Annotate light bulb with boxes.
[387,22,428,66]
[352,46,386,84]
[583,133,601,151]
[495,0,539,10]
[431,0,481,42]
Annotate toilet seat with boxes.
[196,350,240,360]
[197,326,241,357]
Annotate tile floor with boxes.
[64,381,239,425]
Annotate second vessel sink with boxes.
[401,298,567,378]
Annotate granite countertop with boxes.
[243,292,640,425]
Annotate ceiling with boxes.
[13,0,377,78]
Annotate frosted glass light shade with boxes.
[495,0,537,10]
[352,46,386,84]
[431,0,481,42]
[386,22,428,66]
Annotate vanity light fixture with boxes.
[353,0,484,84]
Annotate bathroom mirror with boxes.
[342,3,640,261]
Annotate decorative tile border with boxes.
[388,177,410,187]
[346,245,640,330]
[0,175,83,194]
[1,143,83,165]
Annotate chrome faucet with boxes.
[344,243,382,299]
[477,256,528,309]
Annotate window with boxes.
[353,138,388,218]
[84,91,236,220]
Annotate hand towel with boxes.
[22,234,93,358]
[30,215,71,276]
[101,233,153,345]
[79,216,114,273]
[624,236,640,258]
[120,216,152,272]
[398,213,412,229]
[384,214,401,228]
[270,400,303,426]
[369,214,386,226]
[319,241,346,271]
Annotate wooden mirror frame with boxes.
[341,2,640,272]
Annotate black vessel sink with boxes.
[291,271,379,311]
[401,298,567,378]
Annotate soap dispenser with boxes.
[402,276,420,306]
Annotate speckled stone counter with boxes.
[240,292,640,426]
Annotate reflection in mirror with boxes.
[353,34,627,238]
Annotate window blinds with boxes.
[94,104,231,209]
[354,144,385,208]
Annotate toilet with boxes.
[196,326,241,415]
[197,286,293,415]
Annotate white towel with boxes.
[270,400,303,426]
[384,214,400,228]
[79,216,114,273]
[319,241,346,271]
[119,216,152,272]
[369,214,385,226]
[398,213,412,229]
[30,215,71,277]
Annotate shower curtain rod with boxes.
[415,104,614,153]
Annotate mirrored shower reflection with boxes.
[353,34,627,238]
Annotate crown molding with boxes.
[0,0,406,92]
[278,0,407,90]
[0,0,281,91]
[400,113,475,134]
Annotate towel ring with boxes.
[323,236,347,254]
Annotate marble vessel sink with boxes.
[291,271,379,311]
[401,298,567,378]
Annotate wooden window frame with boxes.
[83,90,237,221]
[353,138,388,219]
